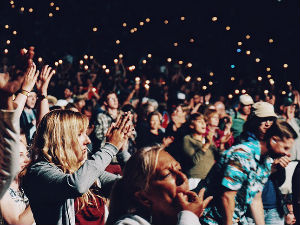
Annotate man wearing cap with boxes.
[199,102,297,225]
[231,94,254,139]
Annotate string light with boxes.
[267,74,272,78]
[225,26,231,31]
[185,76,191,82]
[208,81,213,86]
[49,13,53,17]
[269,79,275,85]
[50,2,54,6]
[38,57,43,62]
[282,91,286,95]
[147,54,152,58]
[237,42,242,46]
[255,58,260,62]
[122,23,127,27]
[189,38,194,43]
[178,60,183,65]
[4,25,9,29]
[264,90,269,94]
[209,72,214,76]
[180,16,185,21]
[234,89,240,94]
[187,63,192,68]
[266,67,271,72]
[6,40,10,45]
[135,77,141,83]
[257,76,262,81]
[202,85,207,90]
[145,18,150,22]
[10,0,14,4]
[230,76,235,81]
[105,69,110,74]
[58,59,63,64]
[79,60,84,65]
[246,50,251,55]
[167,58,172,62]
[12,30,17,35]
[4,49,8,54]
[245,34,251,39]
[55,7,60,11]
[102,65,107,69]
[173,42,178,47]
[283,64,288,68]
[197,77,202,82]
[29,8,33,13]
[142,59,147,64]
[228,94,233,99]
[84,55,88,60]
[287,81,291,86]
[146,80,150,84]
[90,56,94,60]
[84,65,88,70]
[54,61,59,66]
[115,40,120,44]
[269,38,274,43]
[241,89,246,94]
[145,84,150,90]
[20,7,25,12]
[139,21,144,26]
[92,27,98,32]
[212,17,218,22]
[164,20,168,24]
[118,54,123,58]
[114,59,118,64]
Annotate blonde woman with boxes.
[107,145,213,225]
[22,110,132,225]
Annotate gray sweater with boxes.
[23,143,119,225]
[0,104,21,199]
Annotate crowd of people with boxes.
[0,47,299,225]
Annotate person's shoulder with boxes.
[114,214,150,225]
[225,143,253,160]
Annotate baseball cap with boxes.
[252,102,278,118]
[239,94,254,106]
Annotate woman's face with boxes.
[142,151,189,216]
[76,129,91,163]
[19,142,30,171]
[149,115,161,131]
[259,117,275,135]
[209,113,219,127]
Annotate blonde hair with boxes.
[29,109,97,210]
[107,145,164,225]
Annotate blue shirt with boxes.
[200,138,273,224]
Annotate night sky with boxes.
[0,0,299,92]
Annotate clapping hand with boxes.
[106,112,133,150]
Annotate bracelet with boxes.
[20,89,30,97]
[37,94,47,100]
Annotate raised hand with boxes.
[36,65,55,95]
[175,188,213,217]
[106,112,133,150]
[21,63,40,93]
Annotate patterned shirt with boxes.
[200,137,273,224]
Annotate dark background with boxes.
[0,0,299,93]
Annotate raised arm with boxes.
[35,65,55,124]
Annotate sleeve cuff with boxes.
[177,210,200,225]
[102,142,119,157]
